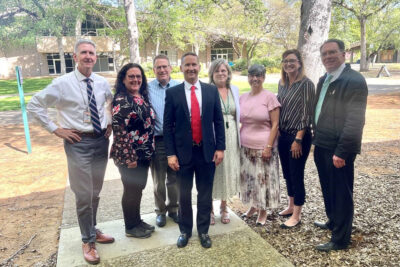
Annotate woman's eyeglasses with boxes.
[281,59,299,64]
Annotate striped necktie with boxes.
[84,78,102,134]
[315,74,333,125]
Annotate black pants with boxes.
[278,131,311,206]
[118,160,150,230]
[177,145,215,235]
[314,146,356,246]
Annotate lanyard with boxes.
[74,71,94,109]
[218,88,230,128]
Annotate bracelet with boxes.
[265,145,273,149]
[294,138,302,144]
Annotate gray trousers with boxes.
[150,137,179,215]
[64,136,109,243]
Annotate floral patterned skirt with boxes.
[239,146,280,209]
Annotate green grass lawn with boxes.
[0,95,33,112]
[0,77,54,95]
[0,77,54,111]
[232,81,277,94]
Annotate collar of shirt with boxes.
[327,63,346,83]
[184,80,201,91]
[157,79,171,89]
[74,68,95,83]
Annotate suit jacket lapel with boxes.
[178,83,190,122]
[200,82,208,117]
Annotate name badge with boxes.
[83,110,91,123]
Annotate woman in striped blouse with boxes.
[277,49,315,229]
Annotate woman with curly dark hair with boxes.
[110,63,156,238]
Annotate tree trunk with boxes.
[57,36,66,75]
[194,43,200,56]
[156,38,160,56]
[75,17,81,37]
[124,0,140,63]
[359,17,368,71]
[297,0,332,85]
[144,42,148,62]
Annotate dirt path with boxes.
[0,93,399,266]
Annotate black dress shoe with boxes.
[156,214,166,227]
[177,233,191,248]
[199,233,212,248]
[140,220,155,232]
[125,226,152,238]
[168,212,179,223]
[314,221,330,230]
[315,241,348,252]
[280,220,301,229]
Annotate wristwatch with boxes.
[294,138,302,144]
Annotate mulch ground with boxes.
[0,92,399,266]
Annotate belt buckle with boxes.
[192,141,202,147]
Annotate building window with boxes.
[46,53,74,75]
[211,48,234,62]
[81,15,105,36]
[159,50,177,66]
[93,53,114,72]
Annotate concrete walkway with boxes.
[56,158,293,267]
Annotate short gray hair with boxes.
[248,64,266,77]
[74,39,96,53]
[153,54,170,66]
[208,59,232,88]
[181,52,198,66]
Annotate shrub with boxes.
[250,57,281,74]
[231,58,248,71]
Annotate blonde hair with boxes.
[208,59,232,88]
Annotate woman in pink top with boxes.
[239,64,281,226]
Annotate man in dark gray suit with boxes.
[313,39,368,252]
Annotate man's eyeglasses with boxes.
[321,50,340,57]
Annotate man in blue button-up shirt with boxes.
[148,55,180,227]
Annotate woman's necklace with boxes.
[218,88,230,128]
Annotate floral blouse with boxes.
[110,92,155,166]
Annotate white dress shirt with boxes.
[27,69,112,133]
[184,80,202,116]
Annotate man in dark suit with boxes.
[313,39,368,252]
[163,52,225,248]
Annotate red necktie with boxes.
[190,85,202,144]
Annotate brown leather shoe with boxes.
[82,242,100,265]
[95,229,115,244]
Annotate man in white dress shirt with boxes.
[27,39,114,265]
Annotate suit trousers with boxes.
[150,137,179,215]
[64,136,109,243]
[314,146,356,246]
[118,160,150,230]
[278,131,312,206]
[177,145,215,235]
